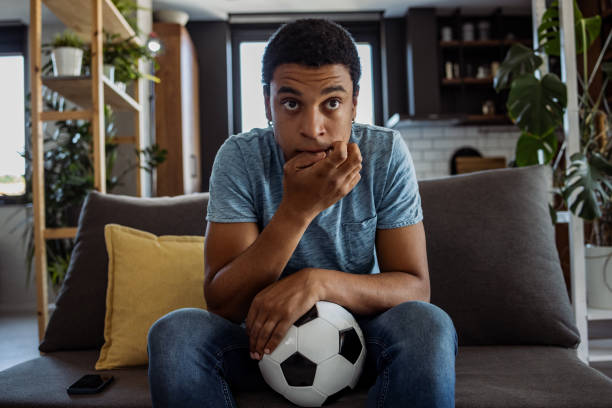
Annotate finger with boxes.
[263,319,293,356]
[325,141,348,168]
[286,151,326,171]
[254,319,280,359]
[337,143,362,174]
[245,300,259,336]
[343,167,362,194]
[248,314,266,356]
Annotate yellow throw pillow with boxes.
[95,224,206,370]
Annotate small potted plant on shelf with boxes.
[495,0,612,309]
[104,33,161,91]
[48,30,85,76]
[82,33,160,92]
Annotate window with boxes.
[0,55,26,197]
[231,19,382,133]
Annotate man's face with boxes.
[265,63,358,161]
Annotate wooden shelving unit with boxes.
[436,10,531,125]
[29,0,144,342]
[441,77,494,85]
[439,39,531,47]
[42,76,142,111]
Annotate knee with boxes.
[147,308,211,354]
[389,301,457,354]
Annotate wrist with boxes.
[302,268,328,302]
[276,200,316,227]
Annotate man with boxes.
[148,19,457,408]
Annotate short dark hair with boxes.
[262,19,361,97]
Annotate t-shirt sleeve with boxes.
[206,138,258,223]
[376,132,423,229]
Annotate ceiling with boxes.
[0,0,531,25]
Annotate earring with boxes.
[268,120,274,127]
[352,118,355,124]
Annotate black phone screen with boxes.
[67,374,113,394]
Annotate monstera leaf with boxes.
[515,131,558,167]
[494,43,543,92]
[507,73,567,137]
[562,152,612,220]
[538,0,601,56]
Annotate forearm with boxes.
[205,204,313,323]
[313,268,430,316]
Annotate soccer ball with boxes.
[258,301,366,407]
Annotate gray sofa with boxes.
[2,164,612,407]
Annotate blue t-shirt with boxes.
[206,123,423,277]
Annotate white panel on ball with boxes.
[268,326,298,363]
[316,300,354,330]
[349,352,366,389]
[298,318,339,364]
[284,385,327,407]
[313,354,354,395]
[258,356,289,395]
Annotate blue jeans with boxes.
[147,301,458,407]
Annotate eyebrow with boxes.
[277,85,348,96]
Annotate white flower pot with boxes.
[585,245,612,309]
[115,82,127,92]
[51,47,83,76]
[103,64,115,82]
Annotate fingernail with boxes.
[264,348,270,354]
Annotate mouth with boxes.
[298,147,332,154]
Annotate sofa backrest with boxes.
[40,192,210,352]
[40,165,580,352]
[419,165,579,347]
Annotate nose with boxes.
[299,107,325,140]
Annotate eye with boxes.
[325,98,341,110]
[281,99,299,111]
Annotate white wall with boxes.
[400,124,521,180]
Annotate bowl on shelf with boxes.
[154,10,189,26]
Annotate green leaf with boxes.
[562,152,612,220]
[507,73,567,137]
[538,0,601,56]
[515,131,558,167]
[494,44,543,92]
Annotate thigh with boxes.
[149,308,266,392]
[354,301,457,387]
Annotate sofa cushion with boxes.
[95,224,207,370]
[2,347,612,407]
[39,192,210,352]
[419,165,580,347]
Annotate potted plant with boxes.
[82,33,160,92]
[495,0,612,308]
[21,90,167,291]
[48,30,85,76]
[103,33,160,91]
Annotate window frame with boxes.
[230,18,383,134]
[0,23,29,205]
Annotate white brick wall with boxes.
[400,125,521,180]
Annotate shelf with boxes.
[463,114,511,125]
[589,338,612,363]
[442,77,494,85]
[588,308,612,321]
[43,0,141,45]
[42,76,141,112]
[43,227,77,240]
[439,39,531,48]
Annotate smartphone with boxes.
[67,374,114,395]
